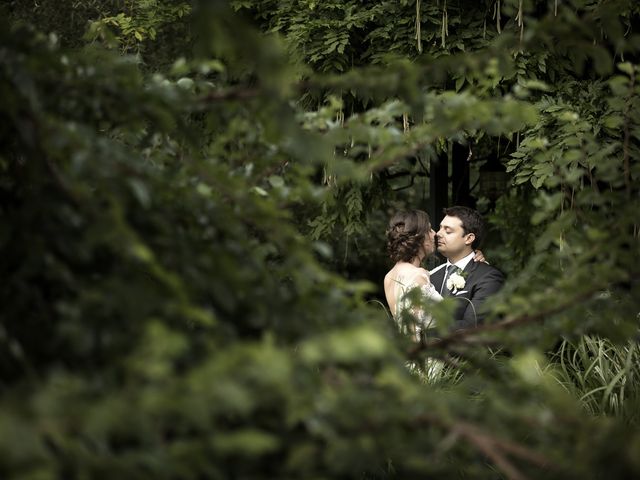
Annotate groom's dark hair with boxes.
[443,206,485,249]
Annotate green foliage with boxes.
[547,336,640,424]
[7,0,191,68]
[233,0,500,71]
[6,0,106,48]
[1,1,640,479]
[85,1,192,54]
[486,186,540,273]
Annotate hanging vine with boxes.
[515,0,524,42]
[441,0,449,48]
[415,0,423,53]
[494,0,502,34]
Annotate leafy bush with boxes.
[1,1,640,479]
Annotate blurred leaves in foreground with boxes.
[1,1,640,479]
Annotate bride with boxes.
[384,209,485,338]
[383,210,442,342]
[384,209,486,381]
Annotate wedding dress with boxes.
[391,270,444,382]
[391,271,443,335]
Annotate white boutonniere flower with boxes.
[446,272,466,294]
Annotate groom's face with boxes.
[437,215,474,260]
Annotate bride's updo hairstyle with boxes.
[386,209,431,263]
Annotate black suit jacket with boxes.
[430,260,505,330]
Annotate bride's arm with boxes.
[410,271,439,332]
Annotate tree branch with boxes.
[419,415,558,480]
[198,87,261,104]
[409,287,600,355]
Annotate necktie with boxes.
[441,264,460,296]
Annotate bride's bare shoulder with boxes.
[412,267,431,285]
[385,264,430,285]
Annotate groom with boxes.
[430,206,504,330]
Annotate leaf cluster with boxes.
[1,2,640,480]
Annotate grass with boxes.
[546,335,640,424]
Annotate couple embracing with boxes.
[383,206,504,339]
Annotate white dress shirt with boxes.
[429,250,476,275]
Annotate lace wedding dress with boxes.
[391,271,443,336]
[390,271,444,382]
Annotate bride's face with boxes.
[422,226,437,256]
